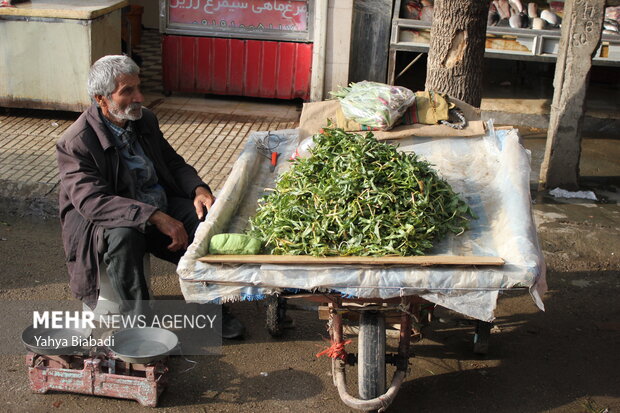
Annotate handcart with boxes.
[176,123,547,411]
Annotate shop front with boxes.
[159,0,314,99]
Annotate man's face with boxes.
[97,73,144,126]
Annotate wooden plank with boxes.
[198,255,504,266]
[310,0,327,101]
[318,307,403,323]
[494,125,515,130]
[349,0,392,83]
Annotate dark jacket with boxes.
[56,104,209,308]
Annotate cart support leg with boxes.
[329,300,345,387]
[330,300,413,412]
[398,301,413,366]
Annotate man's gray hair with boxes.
[87,55,140,98]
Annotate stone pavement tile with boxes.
[180,117,220,159]
[235,100,300,121]
[166,112,201,149]
[149,93,300,122]
[185,97,240,110]
[157,95,191,106]
[31,162,58,183]
[0,133,22,153]
[156,96,241,116]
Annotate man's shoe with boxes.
[222,311,245,340]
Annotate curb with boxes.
[481,110,620,137]
[0,180,59,218]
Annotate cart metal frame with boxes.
[262,292,490,412]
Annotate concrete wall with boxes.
[0,11,122,111]
[324,0,353,96]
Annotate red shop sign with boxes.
[169,0,308,32]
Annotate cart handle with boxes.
[333,359,406,412]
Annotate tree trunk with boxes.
[424,0,489,107]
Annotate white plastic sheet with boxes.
[549,187,597,200]
[177,126,547,322]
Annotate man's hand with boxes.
[148,210,188,252]
[194,186,216,220]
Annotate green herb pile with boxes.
[247,128,475,256]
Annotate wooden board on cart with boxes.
[199,254,504,266]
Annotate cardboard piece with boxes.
[299,99,485,141]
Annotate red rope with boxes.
[316,339,352,360]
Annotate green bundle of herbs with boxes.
[247,128,475,256]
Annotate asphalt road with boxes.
[0,195,619,412]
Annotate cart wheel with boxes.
[473,320,492,355]
[358,310,386,400]
[265,295,287,337]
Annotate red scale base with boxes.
[26,353,168,407]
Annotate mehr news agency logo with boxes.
[31,310,218,349]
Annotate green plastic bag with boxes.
[330,81,415,130]
[208,233,261,255]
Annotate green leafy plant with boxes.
[248,128,475,256]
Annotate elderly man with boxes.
[56,55,243,338]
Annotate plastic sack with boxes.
[291,136,315,159]
[208,233,261,255]
[402,91,453,124]
[330,81,415,130]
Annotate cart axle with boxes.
[346,353,410,371]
